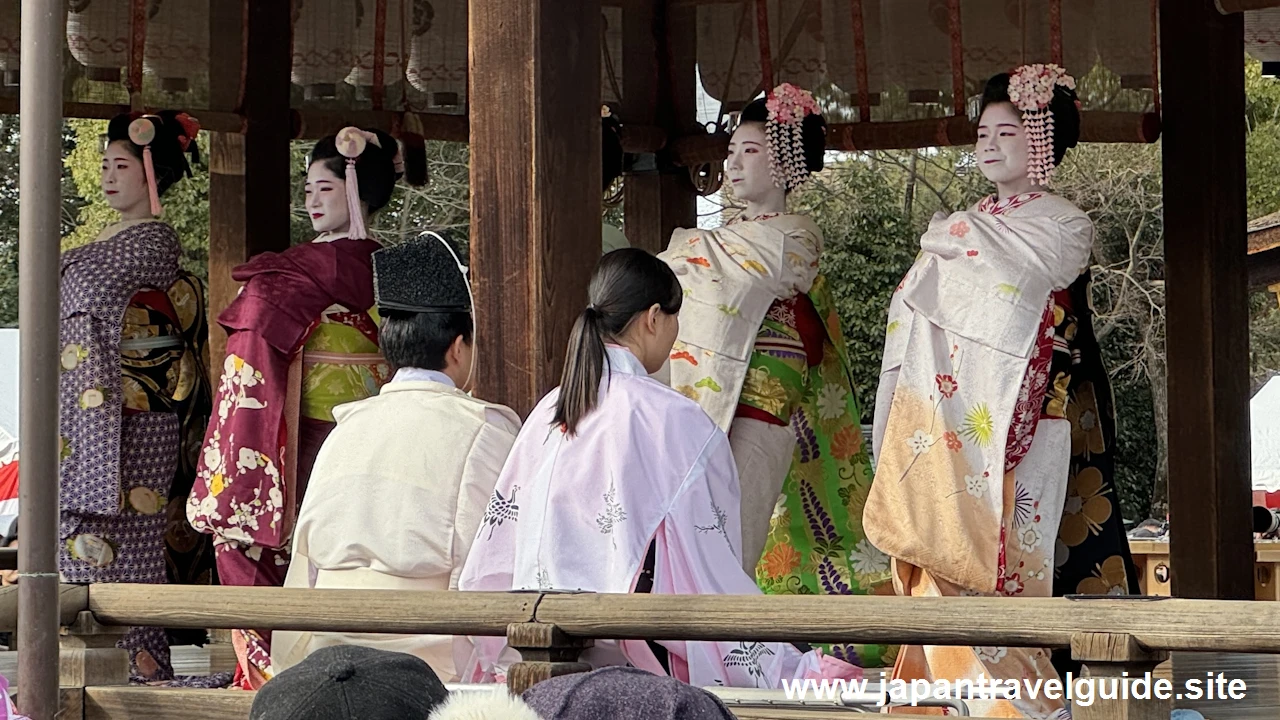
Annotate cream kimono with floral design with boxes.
[864,193,1091,719]
[657,214,821,432]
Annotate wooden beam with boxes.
[205,0,293,376]
[666,112,1162,165]
[1249,245,1280,289]
[85,687,253,720]
[289,110,468,142]
[87,585,536,635]
[1161,0,1254,600]
[469,0,602,416]
[79,584,1280,655]
[531,593,1280,653]
[1216,0,1280,12]
[0,585,88,633]
[0,99,1157,152]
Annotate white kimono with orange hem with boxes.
[454,347,858,688]
[864,193,1092,719]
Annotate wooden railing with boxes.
[7,584,1280,719]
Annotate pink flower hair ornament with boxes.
[1005,64,1076,186]
[763,83,822,191]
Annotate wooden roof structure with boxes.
[7,1,1279,717]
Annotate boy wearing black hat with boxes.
[271,234,520,682]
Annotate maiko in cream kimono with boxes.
[272,370,520,681]
[658,214,820,431]
[864,193,1091,719]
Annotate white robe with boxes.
[271,369,521,681]
[454,347,855,688]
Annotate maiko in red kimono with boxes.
[187,238,385,688]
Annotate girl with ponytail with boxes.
[187,126,423,689]
[457,249,859,690]
[552,249,682,435]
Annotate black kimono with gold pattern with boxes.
[1046,271,1140,676]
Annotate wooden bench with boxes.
[1129,539,1280,599]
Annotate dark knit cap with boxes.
[373,233,470,313]
[521,667,736,720]
[249,645,448,720]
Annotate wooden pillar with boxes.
[1070,633,1170,720]
[623,0,698,254]
[206,0,293,373]
[469,0,602,416]
[1161,0,1253,599]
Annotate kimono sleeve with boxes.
[450,412,520,590]
[652,430,859,688]
[920,210,1093,293]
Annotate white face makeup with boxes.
[305,160,352,235]
[976,101,1031,188]
[101,140,152,219]
[725,122,781,208]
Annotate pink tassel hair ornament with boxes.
[128,117,164,217]
[334,126,383,240]
[763,83,822,192]
[1005,64,1076,186]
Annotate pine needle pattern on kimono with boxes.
[596,479,627,548]
[695,499,732,551]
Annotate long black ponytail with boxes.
[553,248,682,436]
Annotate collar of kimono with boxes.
[978,192,1043,217]
[728,211,783,226]
[391,367,455,387]
[604,344,647,378]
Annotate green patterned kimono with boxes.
[749,275,895,669]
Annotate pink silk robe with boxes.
[455,347,856,688]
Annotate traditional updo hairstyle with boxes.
[979,72,1081,168]
[105,110,200,197]
[308,128,409,214]
[553,249,683,436]
[738,97,826,192]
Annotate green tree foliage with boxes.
[0,117,88,327]
[789,158,916,419]
[0,116,18,326]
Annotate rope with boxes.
[373,0,388,109]
[850,0,871,122]
[756,0,774,93]
[947,0,965,116]
[1049,0,1063,66]
[128,0,148,111]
